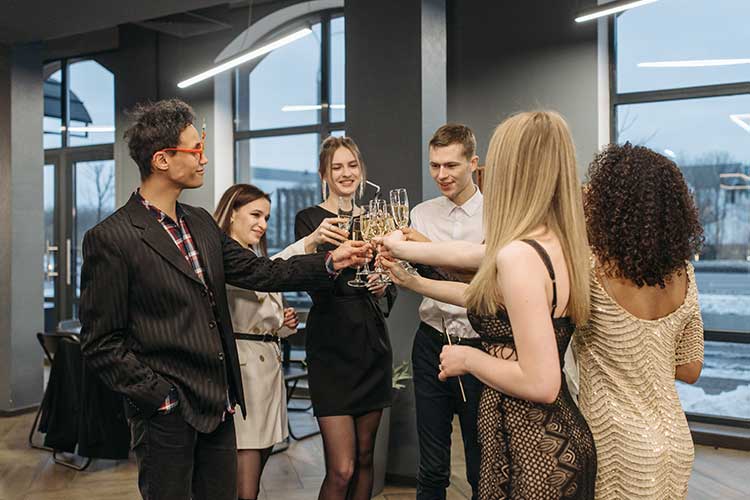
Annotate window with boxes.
[44,59,115,149]
[613,0,750,424]
[42,58,115,324]
[234,11,345,309]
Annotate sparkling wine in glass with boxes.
[369,199,392,284]
[389,189,409,229]
[346,216,367,288]
[389,188,418,275]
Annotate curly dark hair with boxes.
[123,99,196,180]
[584,143,704,288]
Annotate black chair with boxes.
[29,330,92,471]
[282,311,320,441]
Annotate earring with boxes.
[359,180,365,199]
[321,180,328,200]
[230,217,235,224]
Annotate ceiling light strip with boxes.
[575,0,660,23]
[177,28,313,89]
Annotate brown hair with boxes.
[124,99,195,180]
[213,184,271,256]
[585,143,704,288]
[429,123,477,160]
[318,136,367,199]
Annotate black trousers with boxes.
[413,322,482,500]
[129,409,237,500]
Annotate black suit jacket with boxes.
[79,194,332,433]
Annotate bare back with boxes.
[597,268,688,321]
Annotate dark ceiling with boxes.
[0,0,247,44]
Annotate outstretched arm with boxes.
[439,242,563,404]
[380,230,485,270]
[380,257,468,307]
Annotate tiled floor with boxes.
[1,409,748,499]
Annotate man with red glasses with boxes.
[79,99,368,500]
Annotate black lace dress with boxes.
[467,240,596,499]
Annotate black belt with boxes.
[420,322,483,348]
[235,333,280,343]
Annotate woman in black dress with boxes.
[295,135,396,500]
[379,111,596,499]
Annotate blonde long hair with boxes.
[465,111,590,325]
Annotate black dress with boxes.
[295,206,395,417]
[468,240,596,499]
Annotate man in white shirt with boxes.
[408,124,484,500]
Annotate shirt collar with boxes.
[445,185,483,217]
[135,189,184,225]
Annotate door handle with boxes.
[45,240,59,279]
[65,238,72,286]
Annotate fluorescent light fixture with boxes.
[61,125,115,133]
[639,58,750,68]
[729,114,750,134]
[177,28,313,89]
[663,149,676,158]
[575,0,659,23]
[281,104,346,112]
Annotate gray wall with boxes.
[447,0,598,171]
[0,43,44,412]
[346,0,447,481]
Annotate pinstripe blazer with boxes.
[79,194,332,433]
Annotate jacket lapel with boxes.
[124,194,204,286]
[181,205,219,288]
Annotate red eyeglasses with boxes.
[154,122,206,159]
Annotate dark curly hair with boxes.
[123,99,196,180]
[584,143,704,288]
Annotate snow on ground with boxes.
[678,383,750,419]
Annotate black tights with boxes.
[237,446,273,500]
[317,410,383,500]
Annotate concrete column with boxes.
[0,43,45,412]
[346,0,447,482]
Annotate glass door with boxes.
[43,147,115,326]
[43,162,58,332]
[72,157,116,316]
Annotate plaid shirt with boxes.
[136,192,234,418]
[137,193,206,286]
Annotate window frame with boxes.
[233,9,345,179]
[43,57,115,325]
[232,9,345,310]
[609,14,750,429]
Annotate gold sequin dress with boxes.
[573,262,704,499]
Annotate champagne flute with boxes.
[346,216,368,288]
[358,206,375,279]
[389,189,409,228]
[369,199,392,284]
[337,195,354,230]
[389,188,418,275]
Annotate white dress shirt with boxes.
[410,186,484,339]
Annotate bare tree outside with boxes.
[88,161,115,222]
